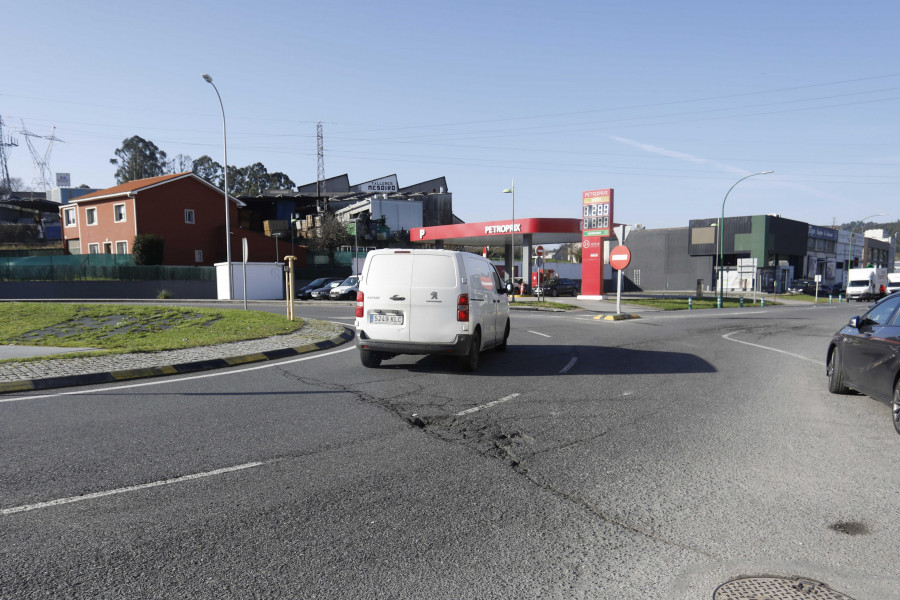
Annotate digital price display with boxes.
[582,189,613,237]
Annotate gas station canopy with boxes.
[412,218,582,247]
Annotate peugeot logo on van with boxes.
[426,291,442,303]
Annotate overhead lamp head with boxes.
[202,74,213,83]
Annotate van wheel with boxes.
[497,321,510,352]
[360,349,382,368]
[460,331,481,372]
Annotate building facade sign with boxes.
[808,224,838,241]
[355,175,399,193]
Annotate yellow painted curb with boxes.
[593,314,641,321]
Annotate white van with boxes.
[354,249,511,370]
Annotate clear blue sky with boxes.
[3,0,899,230]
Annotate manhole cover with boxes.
[713,576,855,600]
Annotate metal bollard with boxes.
[688,297,693,310]
[739,296,744,308]
[761,297,766,307]
[829,294,833,303]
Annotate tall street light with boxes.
[719,171,774,307]
[202,73,232,300]
[503,181,515,302]
[846,213,887,283]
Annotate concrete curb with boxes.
[0,327,355,394]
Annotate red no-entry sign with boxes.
[536,245,544,257]
[609,246,631,270]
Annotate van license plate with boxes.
[370,313,403,325]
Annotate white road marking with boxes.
[2,461,266,516]
[0,346,356,404]
[722,330,819,364]
[527,330,551,338]
[455,393,521,416]
[559,357,578,374]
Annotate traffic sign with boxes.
[609,246,631,270]
[536,245,544,257]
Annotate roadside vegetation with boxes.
[0,302,303,354]
[622,296,775,310]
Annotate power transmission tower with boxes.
[0,116,18,196]
[316,121,325,212]
[19,121,64,192]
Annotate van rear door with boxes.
[362,252,414,342]
[408,253,462,343]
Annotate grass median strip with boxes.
[0,302,305,361]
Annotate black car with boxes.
[296,277,343,299]
[826,292,900,434]
[534,278,579,297]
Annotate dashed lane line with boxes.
[2,461,268,516]
[455,393,521,417]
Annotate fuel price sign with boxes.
[582,189,613,237]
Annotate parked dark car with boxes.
[297,277,344,300]
[309,280,344,300]
[534,278,579,297]
[826,292,900,434]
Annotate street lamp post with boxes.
[718,171,774,307]
[503,181,515,302]
[846,213,887,286]
[272,232,283,262]
[201,73,232,300]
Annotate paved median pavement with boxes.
[0,320,353,394]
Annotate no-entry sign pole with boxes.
[609,244,632,315]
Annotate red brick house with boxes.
[60,173,302,266]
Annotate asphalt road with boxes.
[1,301,898,599]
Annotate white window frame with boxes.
[88,243,100,254]
[63,207,77,227]
[113,203,126,223]
[86,207,98,226]
[185,209,195,224]
[116,240,128,254]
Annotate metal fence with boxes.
[0,255,216,282]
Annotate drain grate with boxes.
[713,576,855,599]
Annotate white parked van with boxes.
[354,249,511,370]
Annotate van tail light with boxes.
[457,294,469,322]
[355,291,365,318]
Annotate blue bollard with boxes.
[739,296,744,308]
[688,297,693,310]
[761,297,766,307]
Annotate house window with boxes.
[63,207,77,227]
[116,241,128,254]
[88,243,100,254]
[185,209,195,224]
[114,203,126,223]
[86,207,97,226]
[103,242,113,254]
